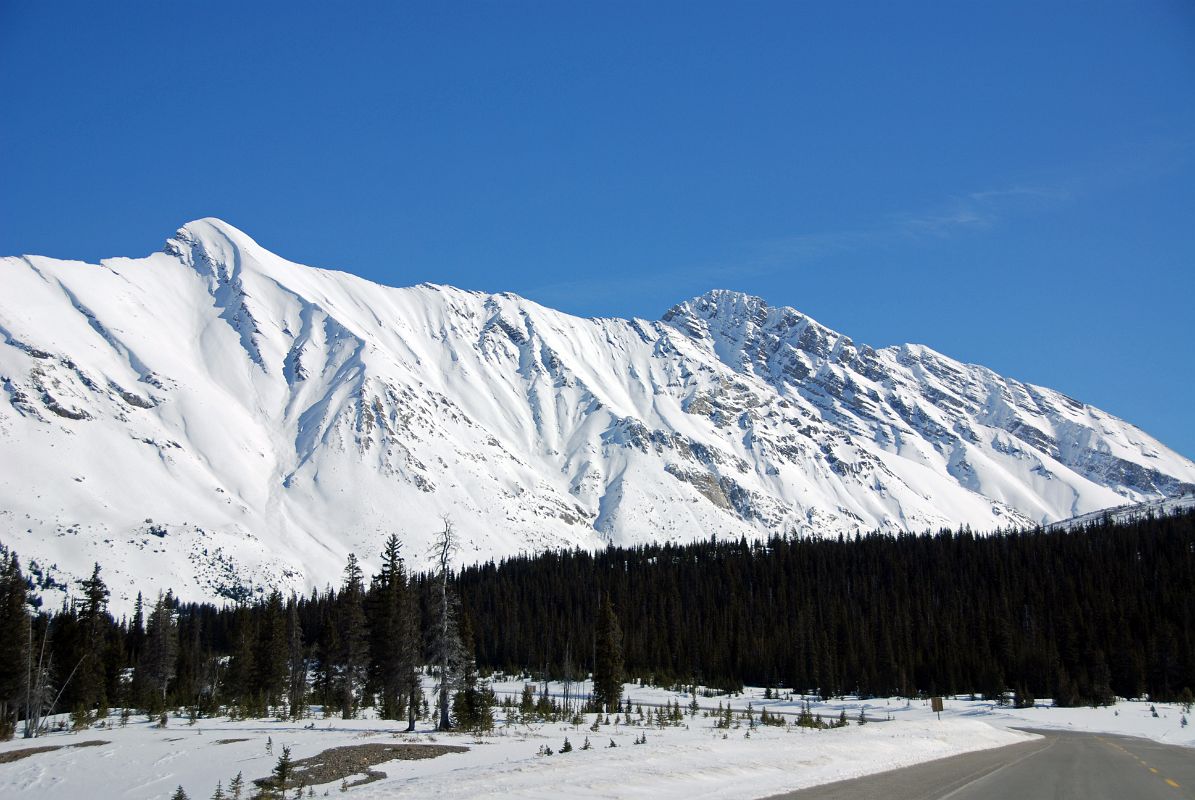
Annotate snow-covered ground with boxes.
[5,679,1186,800]
[582,680,1195,748]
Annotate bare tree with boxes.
[24,618,83,739]
[23,618,54,738]
[428,517,461,731]
[561,639,575,709]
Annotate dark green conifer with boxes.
[593,595,624,713]
[337,554,368,719]
[254,590,288,709]
[285,597,307,719]
[0,550,30,740]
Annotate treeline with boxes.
[0,525,502,740]
[1,510,1193,739]
[456,510,1195,705]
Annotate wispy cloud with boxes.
[519,185,1054,313]
[872,184,1064,240]
[520,140,1191,313]
[519,182,1072,313]
[739,182,1073,271]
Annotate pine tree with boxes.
[402,583,421,733]
[211,781,225,800]
[229,772,244,800]
[254,591,288,710]
[312,596,340,713]
[451,610,492,732]
[225,607,257,714]
[171,786,189,800]
[337,554,368,719]
[0,549,30,740]
[272,745,293,793]
[593,595,624,713]
[285,598,307,719]
[75,563,110,719]
[137,592,179,712]
[126,592,146,707]
[368,534,413,721]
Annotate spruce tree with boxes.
[126,592,146,707]
[225,607,257,714]
[0,550,30,740]
[76,563,110,719]
[254,590,288,709]
[368,534,410,721]
[451,610,492,732]
[337,554,368,719]
[137,592,179,712]
[593,595,624,713]
[285,597,307,719]
[401,575,422,732]
[228,772,244,800]
[312,598,340,712]
[272,745,293,793]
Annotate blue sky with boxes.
[2,2,1193,457]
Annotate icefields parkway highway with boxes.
[772,729,1194,799]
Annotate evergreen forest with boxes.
[1,509,1192,740]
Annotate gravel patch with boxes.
[0,740,108,764]
[256,742,469,791]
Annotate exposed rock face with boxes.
[2,219,1192,606]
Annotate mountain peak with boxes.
[168,217,258,251]
[163,218,266,282]
[663,289,768,322]
[662,288,839,352]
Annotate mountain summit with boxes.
[2,219,1192,605]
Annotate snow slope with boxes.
[1,218,1192,605]
[1046,493,1195,531]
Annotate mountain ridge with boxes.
[2,218,1192,608]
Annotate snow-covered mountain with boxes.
[1045,493,1195,532]
[2,218,1193,606]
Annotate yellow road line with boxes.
[1097,737,1182,792]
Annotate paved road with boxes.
[769,728,1194,800]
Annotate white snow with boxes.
[3,679,1189,800]
[1046,493,1195,531]
[0,682,1032,800]
[2,218,1193,608]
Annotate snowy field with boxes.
[0,679,1190,800]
